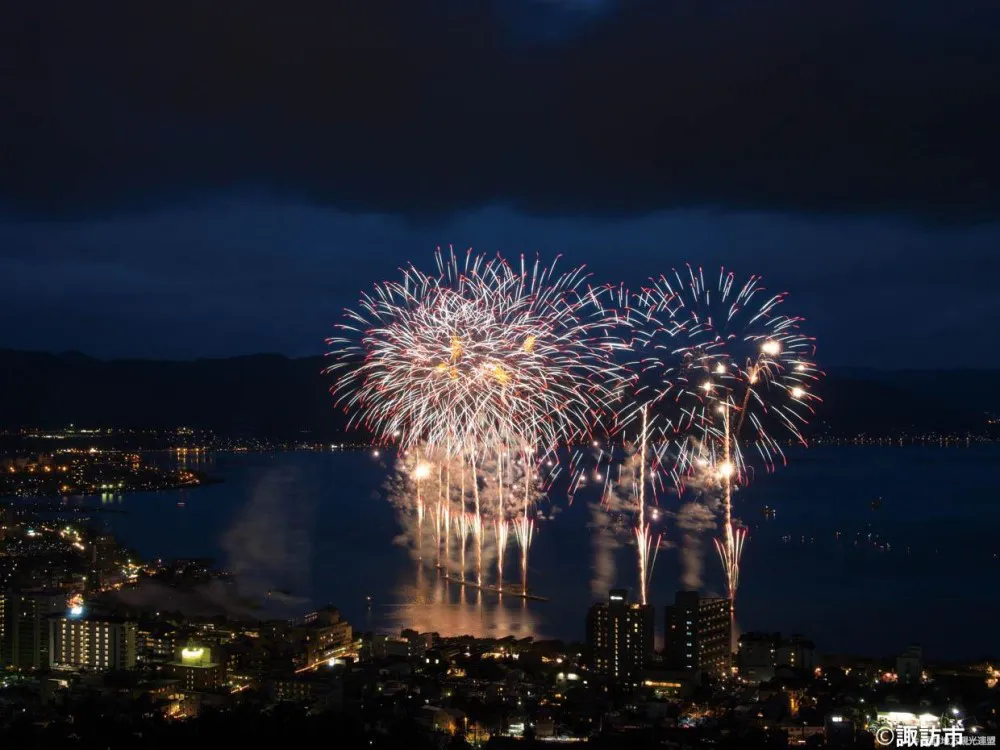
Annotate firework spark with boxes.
[327,248,628,594]
[629,264,821,641]
[326,248,628,457]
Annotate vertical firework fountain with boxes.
[514,445,535,594]
[630,265,821,653]
[633,405,659,606]
[470,450,483,585]
[326,250,712,609]
[712,403,742,655]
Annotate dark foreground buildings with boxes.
[586,589,654,685]
[663,590,732,678]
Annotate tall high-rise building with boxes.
[664,590,731,678]
[90,534,120,588]
[586,589,654,685]
[1,590,64,669]
[49,614,137,671]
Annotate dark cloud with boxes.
[2,203,998,366]
[1,0,998,221]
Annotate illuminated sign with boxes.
[181,647,206,663]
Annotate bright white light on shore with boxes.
[761,340,781,356]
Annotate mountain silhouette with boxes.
[0,350,993,439]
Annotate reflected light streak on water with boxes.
[386,565,539,638]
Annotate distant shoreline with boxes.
[0,468,222,500]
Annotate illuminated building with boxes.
[640,669,697,700]
[1,590,64,669]
[49,614,137,671]
[586,589,654,685]
[876,705,944,731]
[137,624,178,667]
[168,644,224,692]
[664,590,731,678]
[295,606,352,665]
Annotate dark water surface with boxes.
[78,445,1000,660]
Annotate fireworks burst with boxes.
[631,264,822,634]
[327,248,628,594]
[329,253,822,613]
[326,247,628,457]
[634,264,822,481]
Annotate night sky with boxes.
[2,1,998,367]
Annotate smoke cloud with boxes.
[221,466,314,603]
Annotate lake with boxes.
[79,445,1000,661]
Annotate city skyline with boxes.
[1,4,998,745]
